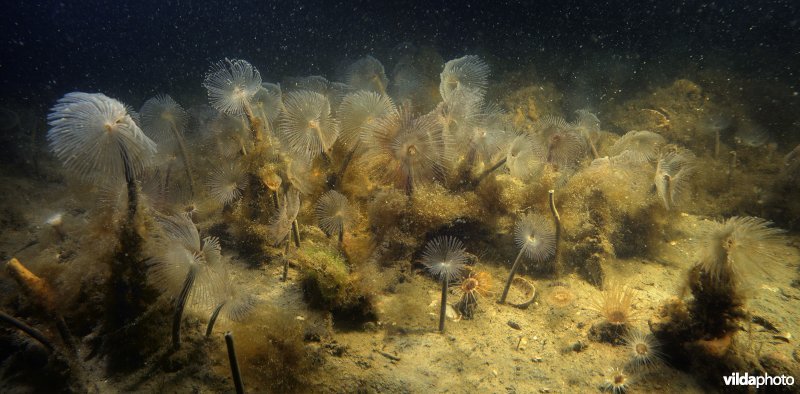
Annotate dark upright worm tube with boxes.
[438,276,448,332]
[0,310,55,352]
[172,266,197,350]
[499,248,526,304]
[206,302,227,337]
[225,332,245,394]
[548,189,561,271]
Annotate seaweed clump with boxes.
[296,245,377,329]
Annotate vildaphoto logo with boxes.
[723,372,795,388]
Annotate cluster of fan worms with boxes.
[34,49,795,393]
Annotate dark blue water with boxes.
[2,0,798,105]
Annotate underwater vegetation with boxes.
[1,43,797,393]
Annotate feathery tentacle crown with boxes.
[206,163,248,206]
[514,212,557,263]
[439,55,490,103]
[215,275,258,322]
[278,90,340,158]
[624,329,664,369]
[149,214,225,307]
[47,92,156,183]
[338,91,397,150]
[203,59,262,116]
[698,216,786,288]
[532,115,585,169]
[593,283,638,326]
[654,151,695,210]
[421,236,468,282]
[314,190,356,238]
[346,55,389,95]
[362,107,447,193]
[506,134,545,181]
[140,94,189,144]
[610,130,666,163]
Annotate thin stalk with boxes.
[291,220,301,248]
[55,316,77,355]
[727,151,737,188]
[225,332,245,394]
[438,277,448,332]
[375,76,387,96]
[282,239,290,282]
[271,190,279,210]
[238,136,248,156]
[122,152,138,224]
[162,161,174,200]
[714,130,721,160]
[172,266,197,350]
[337,227,344,250]
[242,101,262,143]
[472,157,507,187]
[663,174,673,210]
[171,122,195,197]
[336,145,359,187]
[588,136,599,160]
[0,310,55,352]
[320,151,333,166]
[499,248,526,304]
[206,302,226,337]
[548,189,562,271]
[404,164,415,196]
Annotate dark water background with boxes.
[1,0,799,165]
